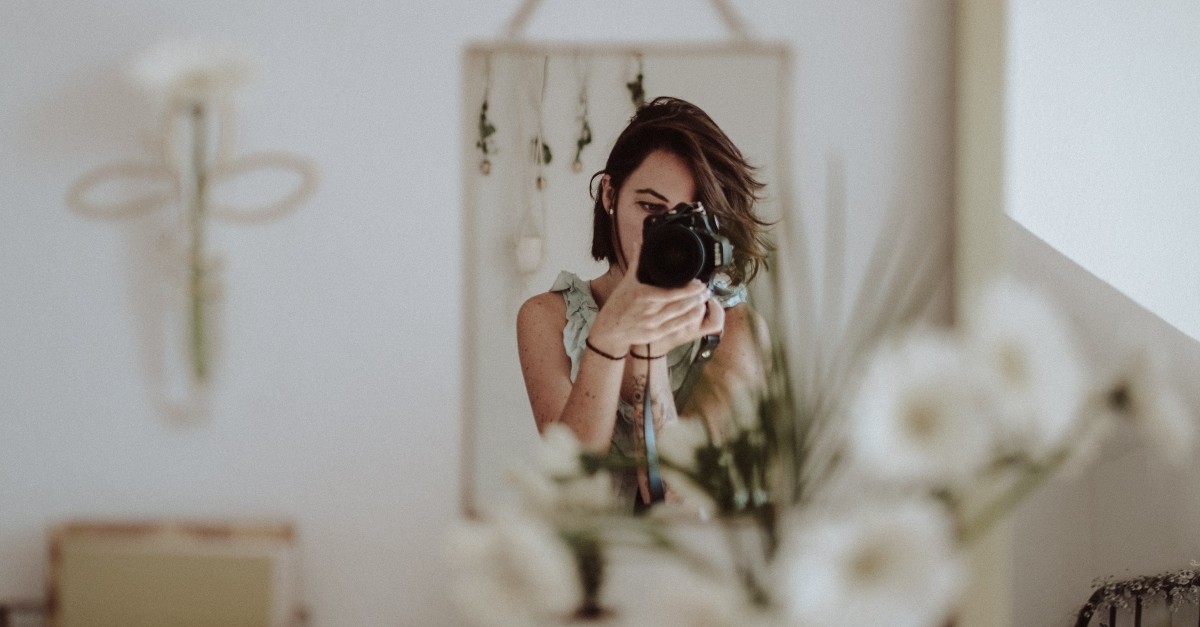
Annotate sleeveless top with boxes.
[549,270,747,509]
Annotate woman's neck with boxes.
[589,265,623,308]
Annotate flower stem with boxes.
[958,447,1067,545]
[722,521,772,607]
[188,103,209,383]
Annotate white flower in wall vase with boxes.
[67,38,319,420]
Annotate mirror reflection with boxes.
[461,43,792,515]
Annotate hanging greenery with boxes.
[531,136,552,189]
[572,91,592,173]
[476,100,497,175]
[626,55,645,107]
[476,57,498,175]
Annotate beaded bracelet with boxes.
[585,339,628,361]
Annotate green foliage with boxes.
[531,137,552,165]
[626,71,645,107]
[558,530,606,617]
[475,100,496,156]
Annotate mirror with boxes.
[459,38,959,517]
[459,41,794,515]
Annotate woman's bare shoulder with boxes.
[723,302,769,343]
[517,290,567,329]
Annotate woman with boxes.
[516,97,772,510]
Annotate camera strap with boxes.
[643,368,665,503]
[673,333,721,409]
[643,334,720,507]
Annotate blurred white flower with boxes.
[129,38,257,104]
[726,384,766,434]
[508,426,614,514]
[539,422,585,478]
[846,329,992,488]
[775,500,962,627]
[1056,409,1117,479]
[559,470,616,511]
[654,468,717,522]
[507,463,616,514]
[1107,347,1196,464]
[446,512,582,627]
[965,277,1085,458]
[656,418,718,519]
[639,567,743,627]
[658,418,710,471]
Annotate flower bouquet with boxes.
[448,276,1193,626]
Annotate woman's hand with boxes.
[588,254,725,356]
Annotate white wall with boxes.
[1003,3,1200,624]
[1007,0,1200,341]
[1007,221,1200,626]
[0,1,955,624]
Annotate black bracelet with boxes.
[629,350,666,360]
[585,339,627,361]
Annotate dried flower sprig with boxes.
[476,57,498,176]
[475,99,497,175]
[571,79,592,173]
[626,55,646,107]
[1077,565,1200,623]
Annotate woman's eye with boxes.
[637,202,665,213]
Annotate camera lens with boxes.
[639,225,705,287]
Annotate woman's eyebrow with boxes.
[633,188,669,202]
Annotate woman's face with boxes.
[602,149,697,271]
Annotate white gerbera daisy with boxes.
[655,418,718,518]
[658,418,711,471]
[638,566,743,627]
[446,512,582,627]
[846,329,992,488]
[775,500,962,627]
[1107,347,1196,465]
[538,422,585,478]
[509,424,614,513]
[965,277,1085,458]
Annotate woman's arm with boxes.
[517,261,721,452]
[517,292,626,451]
[679,303,770,443]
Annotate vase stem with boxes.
[188,103,209,383]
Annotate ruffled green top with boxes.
[549,270,747,509]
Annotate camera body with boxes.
[637,202,733,288]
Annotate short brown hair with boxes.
[590,97,771,286]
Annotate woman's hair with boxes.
[590,96,771,286]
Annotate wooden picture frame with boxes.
[46,520,304,627]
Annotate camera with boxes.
[637,202,733,288]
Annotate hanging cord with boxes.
[515,55,549,275]
[503,0,751,40]
[571,54,592,173]
[531,55,551,191]
[640,342,665,503]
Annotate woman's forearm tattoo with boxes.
[631,373,676,433]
